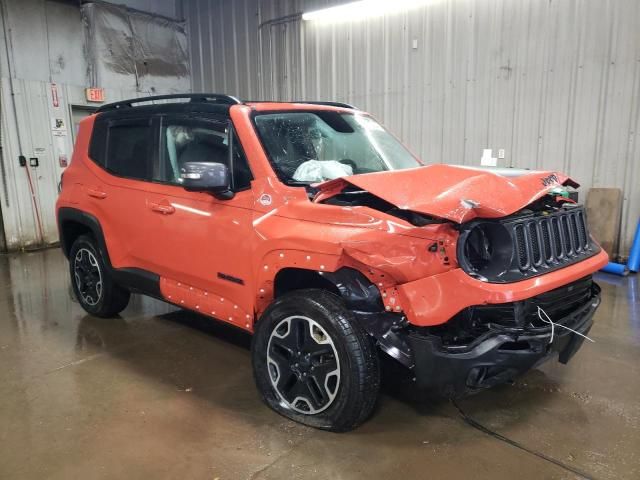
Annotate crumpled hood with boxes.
[313,164,579,223]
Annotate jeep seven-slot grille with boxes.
[515,208,590,273]
[458,205,599,283]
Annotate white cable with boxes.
[537,306,595,345]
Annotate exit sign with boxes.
[85,88,105,103]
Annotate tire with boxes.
[69,235,130,318]
[252,289,380,432]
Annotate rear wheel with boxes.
[69,235,130,317]
[252,289,380,432]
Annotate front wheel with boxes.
[252,289,380,432]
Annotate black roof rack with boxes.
[244,100,357,109]
[96,93,242,113]
[96,94,357,114]
[294,101,357,109]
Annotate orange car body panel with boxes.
[57,103,607,333]
[313,165,579,223]
[397,249,608,326]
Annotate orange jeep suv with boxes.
[57,94,608,431]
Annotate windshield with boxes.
[254,111,421,184]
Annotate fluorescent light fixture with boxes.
[302,0,433,23]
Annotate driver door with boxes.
[142,114,256,320]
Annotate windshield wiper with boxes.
[284,180,313,186]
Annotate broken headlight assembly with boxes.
[458,222,513,281]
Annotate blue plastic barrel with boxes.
[628,219,640,272]
[601,262,629,276]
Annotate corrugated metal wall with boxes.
[187,0,640,257]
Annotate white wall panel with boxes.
[0,0,190,250]
[0,77,143,249]
[188,0,640,257]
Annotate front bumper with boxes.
[396,248,609,326]
[405,283,601,397]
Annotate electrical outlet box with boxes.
[498,149,505,159]
[30,157,39,167]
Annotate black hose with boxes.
[452,399,596,480]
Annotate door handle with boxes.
[149,201,175,215]
[87,188,107,199]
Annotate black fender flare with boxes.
[57,207,160,297]
[57,207,111,262]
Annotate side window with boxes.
[88,116,107,167]
[105,118,153,181]
[158,117,253,190]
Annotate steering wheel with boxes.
[339,159,357,174]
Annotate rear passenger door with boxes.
[85,115,162,272]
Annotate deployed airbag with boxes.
[293,160,353,183]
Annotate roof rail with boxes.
[96,93,242,113]
[296,101,358,109]
[244,100,358,110]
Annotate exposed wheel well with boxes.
[272,267,384,313]
[274,268,340,298]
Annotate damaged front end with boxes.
[345,271,600,398]
[319,192,605,397]
[277,165,608,397]
[406,276,600,397]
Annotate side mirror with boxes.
[180,162,234,199]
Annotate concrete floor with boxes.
[0,249,638,480]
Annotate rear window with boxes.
[105,120,153,180]
[88,116,154,182]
